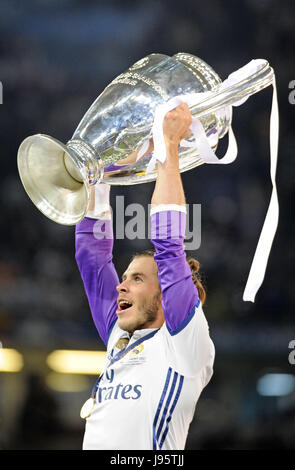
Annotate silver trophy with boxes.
[17,52,274,225]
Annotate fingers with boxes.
[163,102,193,145]
[184,128,192,139]
[165,103,193,129]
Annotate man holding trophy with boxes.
[75,102,215,450]
[17,52,279,449]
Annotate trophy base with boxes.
[17,134,91,225]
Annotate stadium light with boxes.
[257,373,295,397]
[46,350,107,375]
[0,348,24,372]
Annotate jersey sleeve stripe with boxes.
[152,367,172,450]
[156,371,179,442]
[159,374,184,449]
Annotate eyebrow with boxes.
[121,272,146,281]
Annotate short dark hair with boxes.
[131,249,156,262]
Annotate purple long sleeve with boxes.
[151,210,199,334]
[75,217,118,345]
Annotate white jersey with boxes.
[83,299,215,450]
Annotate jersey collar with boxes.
[117,326,160,342]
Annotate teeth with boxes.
[119,300,132,308]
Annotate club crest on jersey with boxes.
[129,344,144,357]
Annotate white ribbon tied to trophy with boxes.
[140,59,279,302]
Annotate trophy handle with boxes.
[189,60,274,118]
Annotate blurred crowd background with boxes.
[0,0,295,450]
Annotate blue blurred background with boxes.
[0,0,295,450]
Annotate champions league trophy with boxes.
[17,52,274,225]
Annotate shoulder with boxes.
[157,301,215,378]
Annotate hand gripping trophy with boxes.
[17,52,279,301]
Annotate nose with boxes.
[116,279,129,293]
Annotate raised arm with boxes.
[150,103,200,334]
[75,184,118,345]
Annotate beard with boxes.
[136,292,161,328]
[119,291,161,335]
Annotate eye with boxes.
[135,276,142,282]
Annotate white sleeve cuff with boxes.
[150,204,187,216]
[85,210,112,220]
[85,183,111,219]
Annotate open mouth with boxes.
[116,300,133,314]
